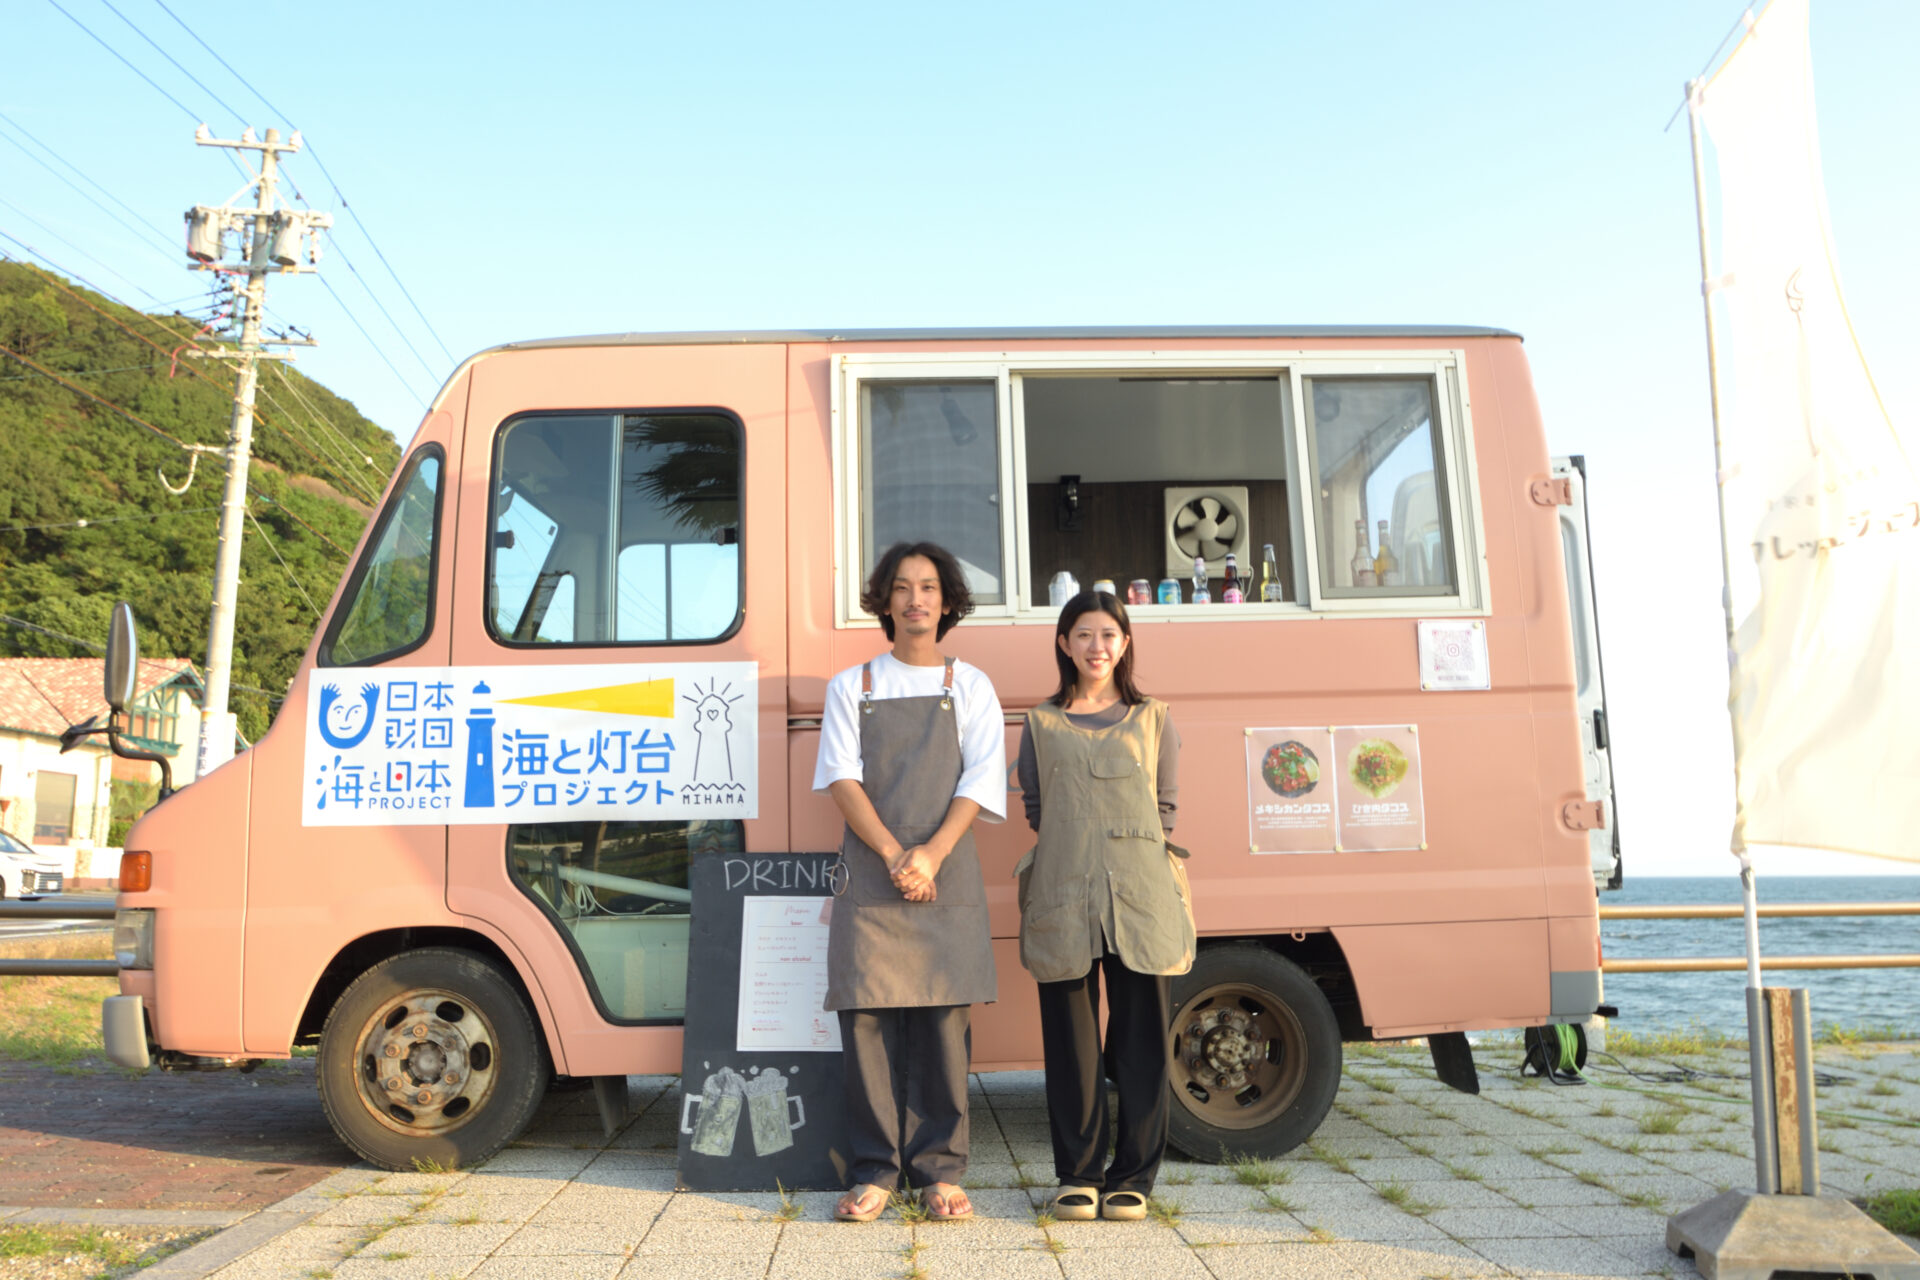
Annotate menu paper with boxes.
[1245,728,1338,854]
[736,896,840,1053]
[1332,725,1427,852]
[1417,619,1491,691]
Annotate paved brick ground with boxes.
[0,1057,348,1210]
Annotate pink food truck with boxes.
[99,326,1616,1170]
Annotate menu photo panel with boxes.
[1245,727,1338,854]
[1331,724,1426,852]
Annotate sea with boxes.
[1600,875,1920,1036]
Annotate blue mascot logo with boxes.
[317,682,380,750]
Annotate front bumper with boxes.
[102,995,151,1070]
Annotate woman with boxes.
[1015,590,1194,1222]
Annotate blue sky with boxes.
[5,1,1917,875]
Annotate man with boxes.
[814,541,1004,1222]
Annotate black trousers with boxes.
[1037,954,1172,1194]
[838,1005,970,1189]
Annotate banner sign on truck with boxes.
[1246,724,1426,854]
[302,663,757,826]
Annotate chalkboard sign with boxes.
[677,851,850,1191]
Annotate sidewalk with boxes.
[9,1039,1920,1279]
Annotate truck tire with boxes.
[1167,943,1341,1161]
[318,947,548,1171]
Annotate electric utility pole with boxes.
[183,126,330,778]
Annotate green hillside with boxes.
[0,259,404,739]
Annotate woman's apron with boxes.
[823,658,998,1011]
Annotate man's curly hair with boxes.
[861,541,975,640]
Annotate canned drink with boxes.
[1127,579,1151,605]
[1156,578,1180,605]
[1092,578,1116,598]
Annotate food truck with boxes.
[99,326,1616,1170]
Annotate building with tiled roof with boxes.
[0,657,204,857]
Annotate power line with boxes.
[0,128,179,269]
[319,274,429,410]
[0,361,172,383]
[0,191,163,301]
[0,505,220,534]
[246,505,322,618]
[149,0,457,365]
[97,0,248,129]
[45,0,199,122]
[0,333,354,559]
[0,108,170,238]
[0,246,388,506]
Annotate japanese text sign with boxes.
[302,663,757,826]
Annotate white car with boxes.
[0,829,63,897]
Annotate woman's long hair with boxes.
[1049,590,1144,707]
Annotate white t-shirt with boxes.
[812,651,1007,823]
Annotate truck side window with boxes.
[861,381,1003,604]
[488,411,743,646]
[321,449,442,666]
[1303,377,1456,598]
[1020,376,1290,605]
[506,818,743,1023]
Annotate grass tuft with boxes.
[1146,1196,1183,1227]
[1227,1154,1286,1187]
[773,1180,802,1222]
[411,1156,458,1175]
[1307,1142,1353,1174]
[1865,1188,1920,1237]
[1637,1109,1685,1136]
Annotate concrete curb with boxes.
[136,1208,322,1279]
[0,1207,247,1228]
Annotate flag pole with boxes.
[1685,72,1777,1195]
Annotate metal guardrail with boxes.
[1598,901,1920,973]
[0,898,120,976]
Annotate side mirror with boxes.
[105,602,138,712]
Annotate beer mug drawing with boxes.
[681,1067,746,1157]
[744,1069,806,1156]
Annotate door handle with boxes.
[1592,709,1609,752]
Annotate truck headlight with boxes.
[113,909,154,970]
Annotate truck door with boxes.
[1553,455,1619,889]
[446,344,790,1076]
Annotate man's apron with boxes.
[823,658,997,1011]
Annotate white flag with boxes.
[1699,0,1920,859]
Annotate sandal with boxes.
[1101,1190,1148,1221]
[921,1183,973,1221]
[834,1183,891,1222]
[1050,1185,1099,1221]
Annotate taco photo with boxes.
[1347,737,1410,799]
[1261,740,1320,798]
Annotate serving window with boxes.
[834,352,1481,623]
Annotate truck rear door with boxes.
[1553,455,1619,889]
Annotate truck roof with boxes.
[488,324,1522,353]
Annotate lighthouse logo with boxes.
[682,678,747,808]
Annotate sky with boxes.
[4,1,1917,877]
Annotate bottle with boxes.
[1048,571,1079,607]
[1092,578,1117,598]
[1374,520,1399,587]
[1350,520,1377,588]
[1222,552,1244,604]
[1259,543,1285,602]
[1190,555,1211,604]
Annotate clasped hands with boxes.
[886,843,945,902]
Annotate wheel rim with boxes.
[1169,980,1309,1130]
[350,986,501,1138]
